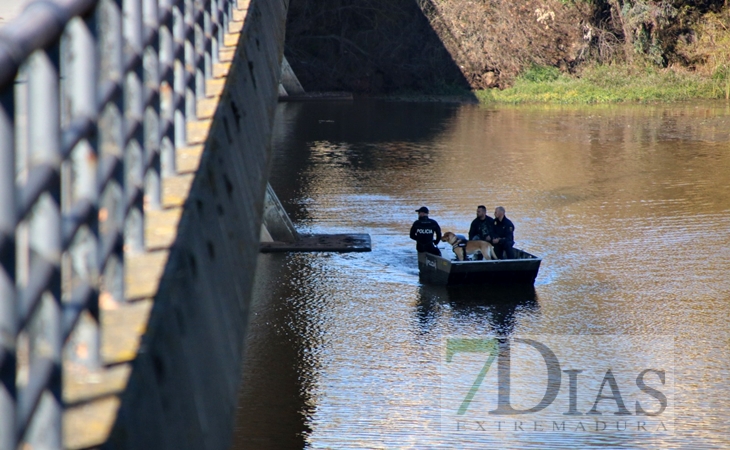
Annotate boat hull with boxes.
[418,248,542,286]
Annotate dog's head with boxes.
[441,231,456,244]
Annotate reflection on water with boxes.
[231,100,730,449]
[416,284,539,336]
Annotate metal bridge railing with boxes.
[0,0,240,447]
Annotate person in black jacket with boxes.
[468,205,494,242]
[492,206,515,259]
[409,206,442,256]
[467,205,494,260]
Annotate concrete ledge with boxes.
[176,145,205,174]
[64,364,132,406]
[102,300,154,364]
[260,233,372,252]
[206,78,226,98]
[124,252,169,301]
[65,397,121,450]
[279,91,354,102]
[145,209,184,250]
[162,173,195,208]
[213,61,232,78]
[197,96,219,120]
[186,120,213,145]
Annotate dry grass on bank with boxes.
[419,0,587,89]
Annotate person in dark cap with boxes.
[410,206,442,256]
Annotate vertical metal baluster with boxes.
[13,66,30,450]
[203,0,213,82]
[143,0,162,210]
[26,45,62,450]
[211,0,221,68]
[184,0,197,122]
[15,67,30,302]
[221,0,232,36]
[67,14,101,370]
[160,0,177,176]
[123,0,146,253]
[0,82,17,450]
[221,0,231,39]
[173,0,186,150]
[194,0,206,102]
[99,0,126,308]
[218,0,226,39]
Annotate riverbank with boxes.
[475,64,729,105]
[372,64,727,105]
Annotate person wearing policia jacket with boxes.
[409,206,442,256]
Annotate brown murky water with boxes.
[231,100,730,449]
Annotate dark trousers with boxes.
[417,244,442,257]
[494,243,515,260]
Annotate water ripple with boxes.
[232,101,730,450]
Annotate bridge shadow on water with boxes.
[269,99,478,222]
[275,99,465,145]
[415,284,540,336]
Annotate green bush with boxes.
[711,65,730,99]
[519,65,563,83]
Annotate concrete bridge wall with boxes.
[103,0,288,448]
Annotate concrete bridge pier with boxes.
[1,0,366,447]
[1,0,290,448]
[261,182,299,243]
[101,0,290,448]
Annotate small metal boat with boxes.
[418,248,542,285]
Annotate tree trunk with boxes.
[607,0,634,62]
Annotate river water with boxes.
[231,100,730,449]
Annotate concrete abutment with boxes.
[93,0,289,448]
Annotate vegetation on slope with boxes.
[284,0,730,102]
[477,63,729,104]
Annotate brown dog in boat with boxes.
[441,231,498,261]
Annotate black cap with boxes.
[416,206,429,213]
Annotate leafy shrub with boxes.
[520,65,563,83]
